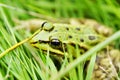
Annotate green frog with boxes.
[28,19,120,80]
[30,21,104,56]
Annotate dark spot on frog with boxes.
[68,35,72,38]
[54,30,58,32]
[88,35,96,40]
[75,27,80,31]
[80,38,84,42]
[66,27,69,31]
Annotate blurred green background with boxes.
[0,0,120,30]
[0,0,120,80]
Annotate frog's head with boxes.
[30,22,104,56]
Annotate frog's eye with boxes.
[41,22,54,31]
[49,39,62,48]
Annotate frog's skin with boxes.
[30,22,105,55]
[15,18,112,37]
[16,19,120,80]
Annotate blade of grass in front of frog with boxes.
[0,29,41,59]
[50,31,120,80]
[85,53,96,80]
[67,45,78,80]
[75,45,84,80]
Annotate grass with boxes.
[0,0,120,80]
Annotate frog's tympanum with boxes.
[28,19,120,80]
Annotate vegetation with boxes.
[0,0,120,80]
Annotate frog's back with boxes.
[50,23,104,47]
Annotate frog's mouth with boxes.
[30,40,88,57]
[30,40,67,56]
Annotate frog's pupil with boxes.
[50,39,61,47]
[88,35,96,40]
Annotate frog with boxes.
[30,21,104,56]
[28,19,120,80]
